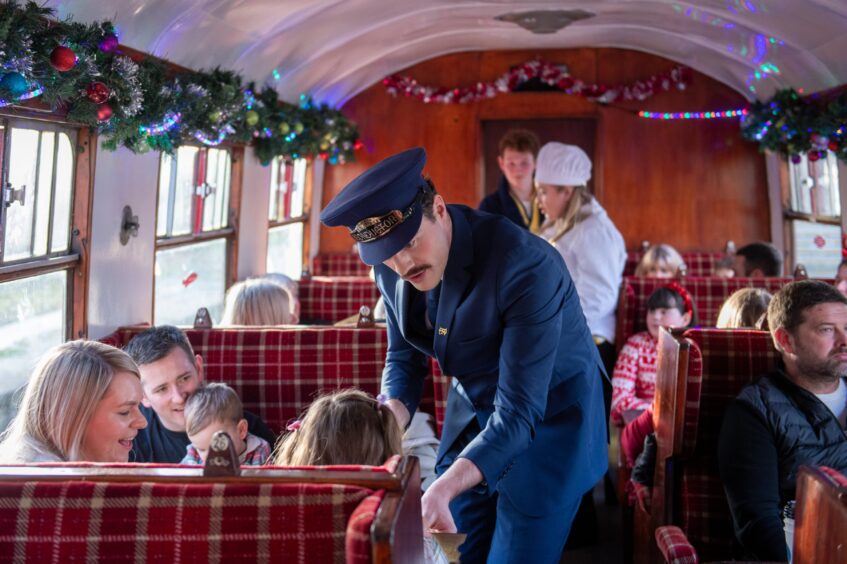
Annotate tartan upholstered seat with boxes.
[623,252,724,277]
[299,277,381,324]
[646,329,778,562]
[0,456,422,564]
[615,276,795,349]
[312,253,370,277]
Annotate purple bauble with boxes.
[98,33,119,53]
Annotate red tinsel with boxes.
[383,58,691,105]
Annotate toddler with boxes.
[635,244,684,278]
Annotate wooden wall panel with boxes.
[321,48,769,255]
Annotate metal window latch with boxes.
[3,182,26,208]
[195,182,215,198]
[120,205,140,245]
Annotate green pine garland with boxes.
[0,1,360,163]
[741,88,847,162]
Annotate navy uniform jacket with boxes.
[375,205,608,516]
[478,176,542,230]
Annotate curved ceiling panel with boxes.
[43,0,847,106]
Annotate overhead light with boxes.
[495,9,594,34]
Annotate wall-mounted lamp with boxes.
[495,9,594,34]
[120,205,139,245]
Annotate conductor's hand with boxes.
[421,481,457,533]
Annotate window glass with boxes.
[791,219,842,278]
[154,238,226,325]
[0,271,67,429]
[268,157,307,222]
[157,153,173,238]
[50,133,74,253]
[267,223,304,280]
[172,146,198,236]
[788,152,841,216]
[4,127,40,261]
[202,148,231,232]
[32,131,55,256]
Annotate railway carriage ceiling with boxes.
[44,0,847,106]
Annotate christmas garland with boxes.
[0,2,359,164]
[383,58,692,104]
[740,88,847,163]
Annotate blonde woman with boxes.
[220,278,293,326]
[716,288,772,329]
[535,142,626,372]
[635,244,685,278]
[0,341,147,463]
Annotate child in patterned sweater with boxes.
[181,383,272,465]
[611,283,695,425]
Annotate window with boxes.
[784,152,844,278]
[0,118,87,430]
[154,146,238,325]
[266,157,308,279]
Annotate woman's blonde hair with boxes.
[221,278,292,326]
[635,244,685,276]
[0,340,140,463]
[540,185,593,243]
[716,288,773,329]
[274,389,402,466]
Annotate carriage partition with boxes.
[635,328,778,562]
[794,465,847,564]
[312,253,370,277]
[615,276,795,350]
[299,276,381,324]
[0,455,423,563]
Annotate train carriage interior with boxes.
[0,0,846,562]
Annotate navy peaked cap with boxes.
[320,147,427,265]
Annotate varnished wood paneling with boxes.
[321,48,769,254]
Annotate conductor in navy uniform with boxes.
[320,147,608,563]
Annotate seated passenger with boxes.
[834,259,847,298]
[716,288,772,329]
[261,272,300,324]
[124,325,276,463]
[712,255,735,278]
[718,280,847,561]
[610,284,695,425]
[181,382,272,466]
[479,129,543,232]
[0,341,146,463]
[733,241,783,277]
[634,244,685,278]
[221,278,293,326]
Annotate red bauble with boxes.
[829,140,840,151]
[808,151,821,162]
[86,81,110,104]
[96,103,113,122]
[49,46,77,72]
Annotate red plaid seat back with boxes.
[312,253,370,277]
[624,252,725,277]
[429,359,451,438]
[299,277,381,323]
[105,327,389,435]
[616,276,794,348]
[674,329,778,560]
[0,480,376,563]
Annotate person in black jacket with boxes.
[718,280,847,561]
[124,325,276,462]
[478,129,543,232]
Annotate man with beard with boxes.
[719,280,847,561]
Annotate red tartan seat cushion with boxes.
[654,525,699,564]
[312,253,370,277]
[0,480,376,563]
[616,276,795,348]
[674,329,778,560]
[299,277,380,323]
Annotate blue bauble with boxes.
[0,72,29,96]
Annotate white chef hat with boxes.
[534,142,592,186]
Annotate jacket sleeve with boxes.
[458,243,566,493]
[376,269,428,418]
[718,399,788,562]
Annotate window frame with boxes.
[0,112,93,340]
[267,157,312,277]
[152,144,243,321]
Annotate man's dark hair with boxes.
[498,129,540,157]
[737,242,783,276]
[420,177,438,220]
[767,280,847,338]
[124,325,195,367]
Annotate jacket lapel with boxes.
[394,272,434,355]
[433,207,474,366]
